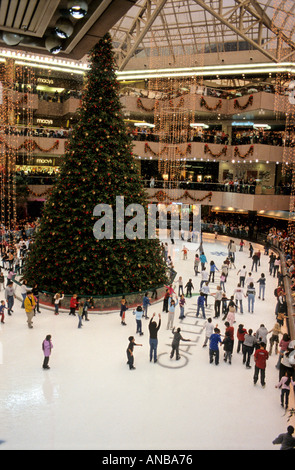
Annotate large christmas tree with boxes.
[22,33,168,296]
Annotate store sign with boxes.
[37,77,54,85]
[35,158,55,166]
[36,118,54,125]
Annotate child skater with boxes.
[54,293,64,315]
[126,336,142,370]
[170,327,191,360]
[42,334,53,370]
[0,299,7,323]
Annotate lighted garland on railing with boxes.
[233,145,254,159]
[144,142,191,158]
[204,144,227,158]
[27,187,52,197]
[148,190,212,203]
[137,97,159,112]
[137,96,185,112]
[233,95,253,110]
[200,96,222,111]
[0,137,60,152]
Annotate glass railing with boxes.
[143,180,291,195]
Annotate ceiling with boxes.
[0,0,137,59]
[110,0,295,70]
[1,0,295,69]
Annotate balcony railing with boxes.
[143,180,291,195]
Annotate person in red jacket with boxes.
[253,342,269,387]
[237,324,247,353]
[69,294,78,316]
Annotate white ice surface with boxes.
[0,233,293,450]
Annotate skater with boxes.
[54,293,64,315]
[222,330,233,364]
[142,293,151,319]
[185,279,194,297]
[179,294,186,319]
[69,294,78,316]
[126,336,142,370]
[275,372,295,410]
[242,329,257,368]
[42,334,53,370]
[251,252,259,272]
[167,296,178,330]
[182,246,188,260]
[77,301,83,328]
[268,322,282,355]
[175,276,184,296]
[133,306,144,335]
[272,426,295,450]
[24,290,36,329]
[237,324,247,353]
[149,313,161,363]
[200,252,207,270]
[5,281,15,316]
[120,297,128,325]
[246,282,255,313]
[170,327,191,360]
[200,267,209,290]
[209,327,222,365]
[203,317,214,347]
[257,273,266,300]
[256,324,269,346]
[249,243,254,258]
[220,272,226,292]
[162,289,170,313]
[276,333,291,369]
[213,285,222,318]
[0,299,6,323]
[209,260,219,283]
[82,298,92,321]
[196,292,206,319]
[253,342,269,387]
[237,265,247,287]
[234,284,244,313]
[194,254,200,275]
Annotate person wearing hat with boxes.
[24,290,36,329]
[273,426,295,450]
[133,306,144,336]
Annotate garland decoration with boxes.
[233,95,253,110]
[204,144,227,158]
[144,142,191,158]
[148,190,212,203]
[27,187,52,197]
[137,97,159,112]
[137,96,185,112]
[233,145,254,159]
[0,136,59,153]
[200,96,222,111]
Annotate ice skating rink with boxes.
[0,233,293,450]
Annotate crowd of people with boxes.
[0,211,295,447]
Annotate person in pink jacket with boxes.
[42,335,53,369]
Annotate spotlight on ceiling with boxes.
[55,17,74,39]
[67,1,88,19]
[2,32,24,46]
[45,35,63,54]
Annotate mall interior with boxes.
[1,0,295,452]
